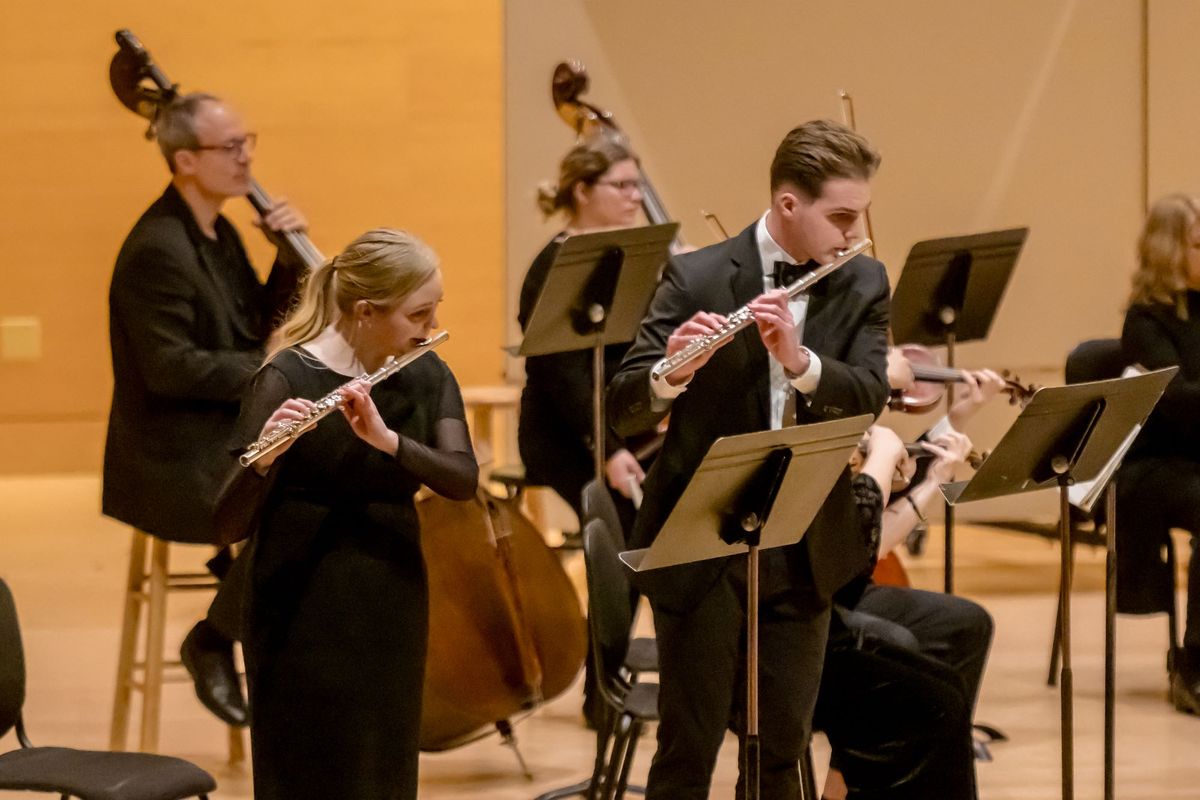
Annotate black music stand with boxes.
[890,227,1029,594]
[940,368,1176,800]
[517,223,677,484]
[622,415,873,800]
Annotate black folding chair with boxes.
[0,576,217,800]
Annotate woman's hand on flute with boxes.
[340,380,400,455]
[252,398,315,472]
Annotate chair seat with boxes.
[622,681,660,721]
[625,636,659,674]
[0,747,216,800]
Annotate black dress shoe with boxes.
[180,624,248,727]
[1170,668,1200,715]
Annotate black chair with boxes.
[0,577,217,800]
[536,519,659,800]
[582,519,659,800]
[580,479,658,676]
[1047,338,1181,685]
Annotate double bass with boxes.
[110,31,587,758]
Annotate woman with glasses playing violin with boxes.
[104,92,308,729]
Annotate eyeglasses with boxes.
[595,178,642,194]
[192,133,257,157]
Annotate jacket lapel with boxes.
[162,185,260,342]
[727,224,772,426]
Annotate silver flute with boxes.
[649,239,871,383]
[239,330,450,467]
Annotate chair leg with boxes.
[228,724,246,765]
[1166,538,1182,675]
[602,715,634,800]
[612,719,644,800]
[586,706,618,800]
[140,537,169,753]
[110,530,147,751]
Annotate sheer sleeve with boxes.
[212,364,293,546]
[391,364,479,500]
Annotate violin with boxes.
[887,343,1037,414]
[108,30,325,269]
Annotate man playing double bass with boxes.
[608,119,890,799]
[104,92,307,727]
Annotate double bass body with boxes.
[417,490,587,751]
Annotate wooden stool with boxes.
[109,529,245,763]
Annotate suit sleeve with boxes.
[608,255,695,438]
[804,262,891,419]
[111,241,261,402]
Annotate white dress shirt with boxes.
[650,212,823,429]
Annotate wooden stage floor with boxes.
[1,474,1198,799]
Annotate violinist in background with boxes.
[814,355,1005,798]
[816,425,981,799]
[103,92,308,728]
[1118,193,1200,715]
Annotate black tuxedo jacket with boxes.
[608,222,890,611]
[103,184,300,543]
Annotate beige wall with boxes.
[506,0,1193,519]
[0,1,503,475]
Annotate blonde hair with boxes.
[536,135,635,219]
[267,228,439,361]
[1129,193,1200,318]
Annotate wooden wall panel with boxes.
[0,1,503,474]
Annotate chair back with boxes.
[581,479,626,550]
[0,578,26,741]
[581,519,635,690]
[1065,338,1127,385]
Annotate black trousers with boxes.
[814,631,977,800]
[206,543,250,642]
[1117,458,1200,650]
[848,584,993,711]
[646,556,829,800]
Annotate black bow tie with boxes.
[773,260,819,289]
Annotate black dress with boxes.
[517,235,630,518]
[229,347,477,800]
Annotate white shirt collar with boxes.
[299,323,365,377]
[755,211,802,274]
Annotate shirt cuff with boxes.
[649,358,692,400]
[787,348,822,395]
[926,415,959,440]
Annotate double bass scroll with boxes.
[551,60,681,247]
[108,29,325,270]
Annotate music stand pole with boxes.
[1104,482,1117,800]
[592,328,608,485]
[745,544,761,799]
[944,320,957,593]
[1053,462,1075,799]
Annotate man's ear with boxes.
[172,150,197,176]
